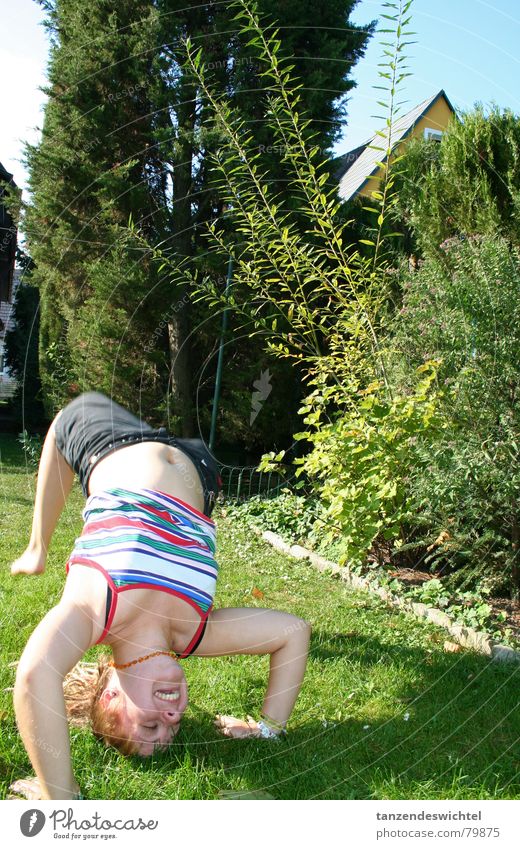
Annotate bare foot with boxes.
[8,777,44,800]
[11,548,46,576]
[214,714,261,739]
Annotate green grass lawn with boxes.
[0,434,519,800]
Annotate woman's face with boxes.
[108,658,188,756]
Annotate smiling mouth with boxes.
[154,690,180,702]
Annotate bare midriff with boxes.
[87,441,205,514]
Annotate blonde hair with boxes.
[63,656,139,756]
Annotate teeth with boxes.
[154,691,180,701]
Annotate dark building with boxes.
[0,161,17,303]
[0,161,19,397]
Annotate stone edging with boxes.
[254,528,520,665]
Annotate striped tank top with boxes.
[66,487,218,656]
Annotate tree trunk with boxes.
[511,498,520,596]
[168,306,193,436]
[168,68,196,436]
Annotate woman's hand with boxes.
[214,714,261,739]
[9,777,45,800]
[9,776,82,801]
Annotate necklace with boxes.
[109,649,180,670]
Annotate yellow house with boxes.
[335,90,455,202]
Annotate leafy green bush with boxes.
[395,104,520,257]
[391,235,520,595]
[292,362,441,568]
[17,430,43,467]
[157,1,444,575]
[406,579,510,641]
[223,491,321,545]
[4,281,46,428]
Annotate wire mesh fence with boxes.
[219,465,295,501]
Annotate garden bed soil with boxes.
[486,596,520,642]
[387,565,520,643]
[387,566,432,587]
[369,538,520,642]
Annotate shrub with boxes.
[293,362,441,568]
[395,104,520,257]
[390,235,520,595]
[4,281,46,428]
[224,491,321,545]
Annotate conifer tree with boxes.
[24,0,168,418]
[25,0,373,437]
[395,105,520,257]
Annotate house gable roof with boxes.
[0,161,14,185]
[337,90,455,202]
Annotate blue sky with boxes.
[340,0,520,154]
[1,0,519,192]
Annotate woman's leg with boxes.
[11,412,75,575]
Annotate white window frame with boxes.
[424,127,443,142]
[0,341,8,376]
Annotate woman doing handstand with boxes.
[9,392,311,800]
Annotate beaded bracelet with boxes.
[257,720,283,740]
[260,712,287,733]
[257,713,287,740]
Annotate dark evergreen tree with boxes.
[24,0,169,418]
[24,0,373,442]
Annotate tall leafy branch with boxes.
[365,0,416,267]
[170,0,407,408]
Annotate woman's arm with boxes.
[14,600,93,799]
[195,607,311,735]
[11,410,75,575]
